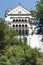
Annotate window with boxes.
[19,19,21,21]
[22,19,24,22]
[13,25,15,27]
[22,29,24,35]
[22,25,24,27]
[25,30,28,35]
[25,24,27,27]
[13,19,15,22]
[19,25,21,27]
[19,30,21,35]
[16,19,18,22]
[16,25,18,27]
[25,19,27,22]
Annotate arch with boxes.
[13,24,15,27]
[22,19,24,22]
[22,24,24,27]
[19,19,21,21]
[13,19,15,22]
[19,25,21,27]
[25,19,27,22]
[16,24,18,27]
[25,24,27,27]
[16,19,18,22]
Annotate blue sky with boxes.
[0,0,38,18]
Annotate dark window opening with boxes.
[22,25,24,27]
[22,19,24,21]
[26,30,28,35]
[25,25,27,27]
[22,30,24,35]
[19,19,21,21]
[16,19,18,22]
[25,19,27,22]
[19,25,21,27]
[13,25,15,27]
[16,25,18,27]
[19,30,21,35]
[13,19,15,22]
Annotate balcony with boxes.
[11,27,29,35]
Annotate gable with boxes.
[7,5,31,15]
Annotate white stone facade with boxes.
[5,5,43,51]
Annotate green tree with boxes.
[30,10,36,17]
[36,0,43,35]
[4,28,18,45]
[0,19,7,50]
[0,18,18,49]
[0,19,6,41]
[0,18,43,65]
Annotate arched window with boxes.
[16,25,18,27]
[13,25,15,27]
[13,19,15,22]
[19,25,21,27]
[22,25,24,27]
[25,24,27,27]
[19,19,21,21]
[22,19,24,22]
[16,19,18,22]
[25,19,27,22]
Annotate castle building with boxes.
[5,4,42,49]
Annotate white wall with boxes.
[27,34,43,51]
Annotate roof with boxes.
[6,4,31,15]
[5,4,34,19]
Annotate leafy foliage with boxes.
[0,18,43,65]
[36,0,43,34]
